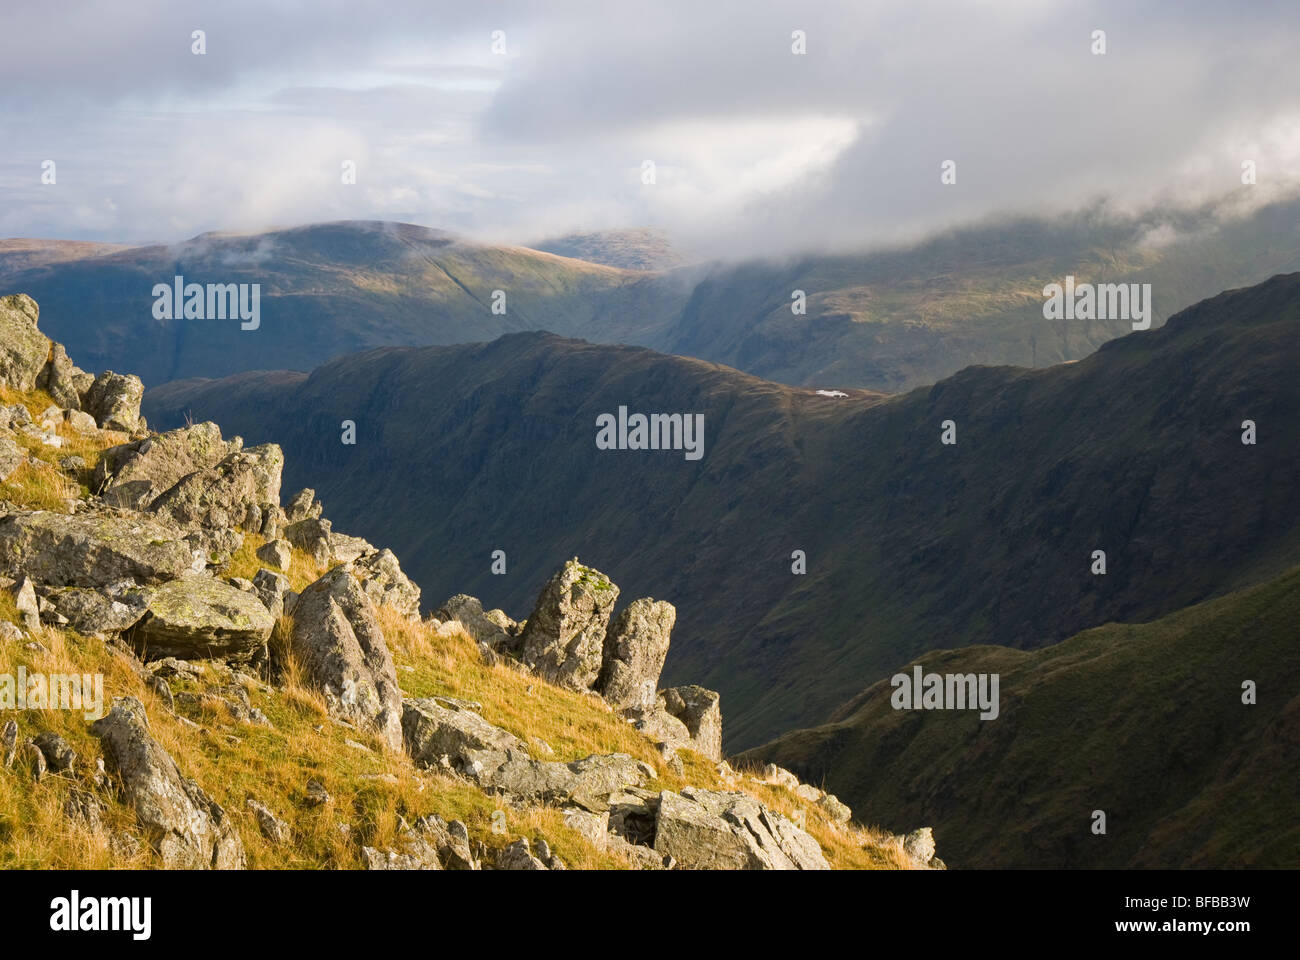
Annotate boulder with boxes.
[661,685,723,762]
[131,577,275,663]
[9,576,40,632]
[402,696,527,773]
[35,342,88,410]
[433,594,515,650]
[82,371,144,433]
[0,509,203,587]
[284,488,321,523]
[0,293,49,392]
[289,568,403,750]
[904,827,937,865]
[247,799,291,844]
[481,752,653,812]
[818,794,852,823]
[653,788,829,870]
[91,696,245,869]
[255,538,291,570]
[32,731,77,773]
[518,559,619,691]
[0,429,24,482]
[597,598,675,710]
[251,568,291,620]
[42,585,149,635]
[329,532,373,565]
[146,444,283,538]
[95,422,237,510]
[495,838,547,870]
[284,517,332,565]
[353,548,421,619]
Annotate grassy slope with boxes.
[739,564,1300,867]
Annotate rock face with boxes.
[597,598,675,710]
[91,697,245,869]
[652,788,829,870]
[289,568,403,751]
[519,560,620,690]
[0,293,49,392]
[352,548,420,619]
[131,577,275,663]
[83,371,145,432]
[0,510,202,587]
[434,594,515,650]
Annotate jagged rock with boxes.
[42,586,149,635]
[533,836,566,870]
[147,445,284,540]
[519,559,620,691]
[402,696,527,772]
[762,763,800,791]
[496,838,547,871]
[65,410,98,435]
[818,794,852,823]
[482,753,654,812]
[289,568,403,750]
[251,568,291,620]
[434,594,514,650]
[411,814,478,869]
[91,696,245,868]
[0,293,49,392]
[247,799,291,844]
[904,827,936,865]
[1,719,17,767]
[32,732,77,773]
[256,538,291,570]
[95,422,237,510]
[304,779,331,806]
[284,517,332,565]
[653,788,829,870]
[597,598,675,710]
[661,685,723,762]
[10,576,41,632]
[131,577,275,664]
[353,548,420,619]
[0,509,203,587]
[64,790,105,832]
[562,807,609,849]
[82,371,144,433]
[0,429,23,482]
[329,533,372,565]
[36,342,88,410]
[284,488,321,523]
[18,741,46,781]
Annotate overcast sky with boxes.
[3,0,1299,259]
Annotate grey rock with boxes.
[284,488,321,523]
[519,559,619,691]
[818,794,852,823]
[1,719,16,767]
[95,422,236,510]
[0,294,50,392]
[304,778,331,806]
[18,741,46,781]
[64,790,105,832]
[247,799,291,844]
[83,371,145,433]
[904,827,936,865]
[255,538,292,570]
[0,429,23,482]
[289,568,403,750]
[131,577,275,664]
[36,342,87,411]
[661,685,723,762]
[653,788,829,870]
[10,576,41,632]
[251,568,291,620]
[32,731,77,773]
[597,598,675,710]
[353,548,421,619]
[91,696,245,868]
[42,586,149,635]
[434,594,514,650]
[495,837,547,871]
[284,517,332,566]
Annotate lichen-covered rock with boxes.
[95,422,237,510]
[0,509,203,587]
[284,517,332,565]
[91,696,245,869]
[131,577,275,663]
[42,585,149,634]
[35,341,89,410]
[402,695,527,772]
[353,548,420,619]
[903,827,936,865]
[597,598,675,710]
[83,370,145,432]
[433,594,514,650]
[653,788,829,870]
[289,567,403,750]
[519,559,619,691]
[146,444,283,538]
[0,293,50,392]
[661,685,723,762]
[0,429,24,482]
[251,568,291,620]
[255,538,291,570]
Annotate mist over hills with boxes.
[7,196,1300,394]
[144,271,1300,750]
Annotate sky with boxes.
[2,0,1299,259]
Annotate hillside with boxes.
[143,272,1300,751]
[11,196,1300,394]
[0,291,930,871]
[737,564,1300,868]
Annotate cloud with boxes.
[2,0,1299,259]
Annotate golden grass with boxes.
[1,531,918,870]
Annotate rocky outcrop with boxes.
[94,422,236,510]
[0,509,203,587]
[289,567,403,751]
[131,577,275,663]
[352,548,420,619]
[651,788,829,870]
[82,371,145,433]
[519,559,620,690]
[41,585,150,635]
[660,685,723,762]
[597,598,675,710]
[0,293,50,392]
[146,444,283,539]
[91,697,245,869]
[433,594,516,651]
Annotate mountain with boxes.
[11,196,1300,394]
[142,272,1300,750]
[0,221,691,387]
[529,228,684,271]
[736,563,1300,867]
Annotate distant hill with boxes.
[737,564,1300,867]
[529,229,685,271]
[144,272,1300,751]
[10,197,1300,394]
